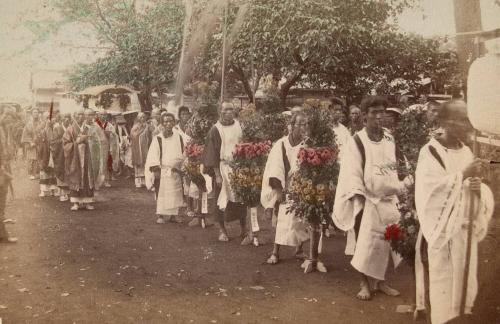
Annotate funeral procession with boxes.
[1,0,500,323]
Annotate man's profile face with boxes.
[365,105,385,130]
[32,110,40,120]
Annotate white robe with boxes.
[332,128,403,280]
[214,120,242,210]
[414,138,493,324]
[332,122,351,163]
[145,132,186,215]
[261,136,308,247]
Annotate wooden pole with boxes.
[460,130,480,317]
[453,0,483,99]
[220,0,228,103]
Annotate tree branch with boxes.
[232,63,254,102]
[94,0,113,30]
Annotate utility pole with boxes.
[453,0,483,97]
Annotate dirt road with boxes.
[0,165,499,323]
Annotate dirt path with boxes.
[0,164,499,323]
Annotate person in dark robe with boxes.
[21,108,42,180]
[63,109,95,211]
[0,109,17,243]
[37,112,59,197]
[202,102,245,242]
[130,112,151,188]
[51,113,71,201]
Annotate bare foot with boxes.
[356,281,372,301]
[377,281,400,297]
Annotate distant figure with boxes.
[63,109,96,211]
[37,112,59,197]
[130,113,151,188]
[348,104,364,135]
[0,109,17,243]
[51,113,71,202]
[21,108,42,180]
[330,98,351,162]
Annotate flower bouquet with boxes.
[384,201,420,265]
[390,106,430,263]
[287,102,340,273]
[183,103,219,228]
[230,99,287,246]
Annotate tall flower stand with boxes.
[301,223,327,274]
[187,182,211,229]
[241,206,263,247]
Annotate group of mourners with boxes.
[6,94,495,324]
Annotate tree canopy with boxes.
[53,0,459,110]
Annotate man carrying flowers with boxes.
[262,112,309,264]
[332,96,414,301]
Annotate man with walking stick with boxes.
[415,100,494,324]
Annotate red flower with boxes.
[385,224,404,241]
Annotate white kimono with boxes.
[145,131,186,216]
[261,136,309,246]
[332,122,351,163]
[332,128,404,280]
[415,138,493,324]
[214,120,242,210]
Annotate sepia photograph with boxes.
[0,0,499,323]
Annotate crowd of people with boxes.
[0,95,494,324]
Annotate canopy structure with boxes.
[77,85,139,96]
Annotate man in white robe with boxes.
[330,98,351,163]
[262,112,309,265]
[414,100,493,324]
[202,102,244,242]
[332,96,413,300]
[145,113,186,224]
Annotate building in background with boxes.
[30,70,68,111]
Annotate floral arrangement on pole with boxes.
[183,102,219,226]
[385,105,431,264]
[229,97,288,246]
[287,100,339,272]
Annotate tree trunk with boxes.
[279,70,304,110]
[138,89,153,112]
[232,64,254,103]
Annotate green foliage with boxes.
[393,106,431,171]
[302,100,336,147]
[185,103,219,144]
[59,0,184,109]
